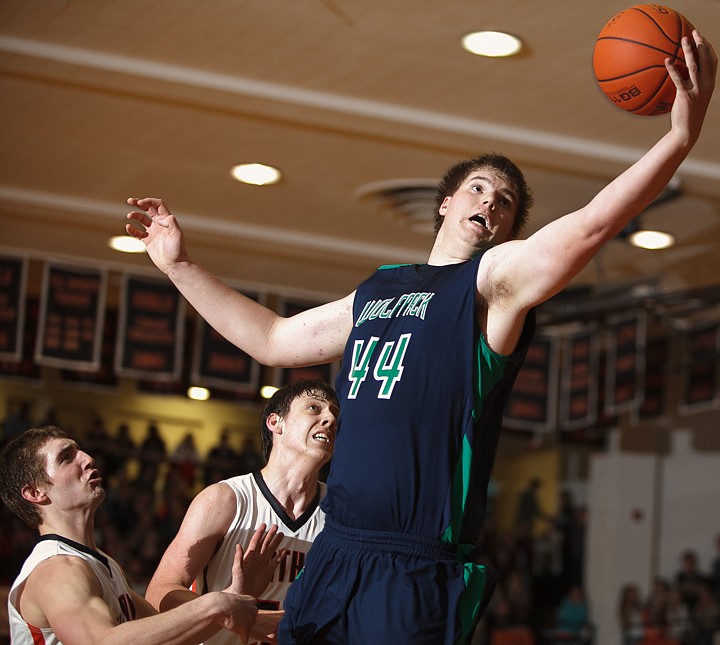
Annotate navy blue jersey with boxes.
[324,254,535,544]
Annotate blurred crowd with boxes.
[0,413,265,597]
[2,408,719,645]
[474,481,591,645]
[618,544,720,645]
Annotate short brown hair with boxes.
[260,380,338,462]
[0,426,68,528]
[434,153,534,239]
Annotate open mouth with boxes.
[312,432,332,446]
[87,470,102,484]
[470,214,488,229]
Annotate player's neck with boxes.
[261,462,320,520]
[428,235,486,266]
[39,509,98,549]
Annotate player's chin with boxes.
[310,439,333,458]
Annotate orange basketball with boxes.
[592,4,695,116]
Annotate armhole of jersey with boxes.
[475,333,510,417]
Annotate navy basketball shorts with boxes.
[278,517,496,645]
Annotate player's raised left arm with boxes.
[496,31,717,312]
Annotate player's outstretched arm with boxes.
[488,31,717,317]
[126,197,354,367]
[25,555,258,645]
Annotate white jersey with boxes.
[195,472,326,645]
[8,535,136,645]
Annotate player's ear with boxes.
[21,483,49,505]
[438,196,451,215]
[266,413,283,435]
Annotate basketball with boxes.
[592,4,695,116]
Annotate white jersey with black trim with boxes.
[8,534,136,645]
[195,471,326,645]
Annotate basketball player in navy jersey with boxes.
[0,426,282,645]
[146,379,338,645]
[126,31,716,644]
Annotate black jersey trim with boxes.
[38,533,112,575]
[252,471,321,533]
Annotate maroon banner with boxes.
[504,334,558,431]
[640,336,668,418]
[0,298,41,382]
[35,264,106,370]
[274,298,334,388]
[0,255,27,361]
[604,312,646,416]
[559,327,599,431]
[115,275,185,380]
[191,291,262,392]
[680,323,719,411]
[60,310,119,390]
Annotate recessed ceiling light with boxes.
[109,235,146,253]
[628,230,675,250]
[231,163,282,186]
[187,386,210,401]
[260,385,279,399]
[462,31,523,57]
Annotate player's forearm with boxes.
[164,260,281,363]
[145,582,199,613]
[104,592,250,645]
[582,129,691,241]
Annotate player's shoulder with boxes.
[193,478,241,509]
[29,550,101,590]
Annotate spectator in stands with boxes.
[514,478,550,535]
[236,436,264,475]
[676,549,711,612]
[137,422,167,487]
[688,583,720,645]
[665,583,692,642]
[618,583,646,645]
[104,422,136,480]
[644,576,671,636]
[203,429,238,485]
[169,432,200,489]
[548,584,591,641]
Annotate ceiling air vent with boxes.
[354,178,439,235]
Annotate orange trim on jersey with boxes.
[28,623,48,645]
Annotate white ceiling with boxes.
[1,0,719,310]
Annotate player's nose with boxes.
[78,450,95,468]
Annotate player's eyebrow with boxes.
[53,441,78,463]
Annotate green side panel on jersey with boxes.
[456,544,489,645]
[378,263,412,270]
[442,333,509,544]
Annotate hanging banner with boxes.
[504,334,559,432]
[680,322,719,412]
[0,255,27,361]
[0,299,41,382]
[559,326,599,431]
[274,298,334,388]
[35,263,106,370]
[191,290,263,393]
[640,336,668,417]
[604,312,646,416]
[61,310,119,390]
[115,275,185,380]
